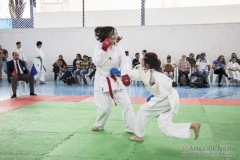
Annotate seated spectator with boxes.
[88,57,94,70]
[186,53,196,73]
[196,54,201,62]
[72,53,83,72]
[163,55,177,79]
[7,52,37,98]
[132,53,140,69]
[227,57,240,83]
[178,55,191,85]
[195,52,210,82]
[0,45,8,81]
[74,55,90,85]
[212,55,231,87]
[53,55,67,81]
[229,53,240,65]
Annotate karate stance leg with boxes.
[93,91,113,130]
[114,90,135,133]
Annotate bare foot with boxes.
[190,122,201,140]
[129,136,144,142]
[92,126,99,131]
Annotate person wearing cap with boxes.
[195,52,210,82]
[163,55,177,79]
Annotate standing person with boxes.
[125,51,132,69]
[0,45,8,81]
[132,53,140,69]
[14,41,27,65]
[212,55,231,87]
[34,41,46,84]
[140,49,147,61]
[7,52,37,98]
[128,52,201,142]
[92,26,135,133]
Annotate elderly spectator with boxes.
[212,55,231,87]
[196,52,210,82]
[53,55,67,81]
[178,55,191,85]
[163,55,177,79]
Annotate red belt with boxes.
[106,77,117,106]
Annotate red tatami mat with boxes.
[1,96,240,115]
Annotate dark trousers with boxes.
[11,74,34,94]
[178,70,190,83]
[214,68,228,84]
[89,69,96,79]
[53,66,59,80]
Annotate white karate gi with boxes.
[227,62,240,81]
[129,68,191,138]
[14,48,27,62]
[92,43,135,132]
[34,47,45,82]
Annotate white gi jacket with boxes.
[93,43,131,92]
[129,69,179,114]
[34,47,45,72]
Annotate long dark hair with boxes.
[217,55,226,64]
[94,26,122,43]
[143,52,161,72]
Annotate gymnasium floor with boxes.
[0,80,239,160]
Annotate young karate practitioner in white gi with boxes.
[92,26,135,133]
[128,52,201,142]
[34,41,46,84]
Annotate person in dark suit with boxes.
[7,52,37,98]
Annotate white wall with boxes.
[33,5,240,28]
[1,23,240,78]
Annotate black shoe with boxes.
[218,84,222,87]
[30,92,37,96]
[228,77,232,80]
[11,94,17,98]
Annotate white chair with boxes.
[10,80,28,96]
[212,69,229,86]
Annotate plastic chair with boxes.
[10,80,28,96]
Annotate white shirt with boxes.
[227,62,240,70]
[14,60,23,74]
[14,48,27,61]
[196,59,210,71]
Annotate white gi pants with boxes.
[34,70,45,82]
[135,98,191,138]
[229,70,240,81]
[94,89,135,132]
